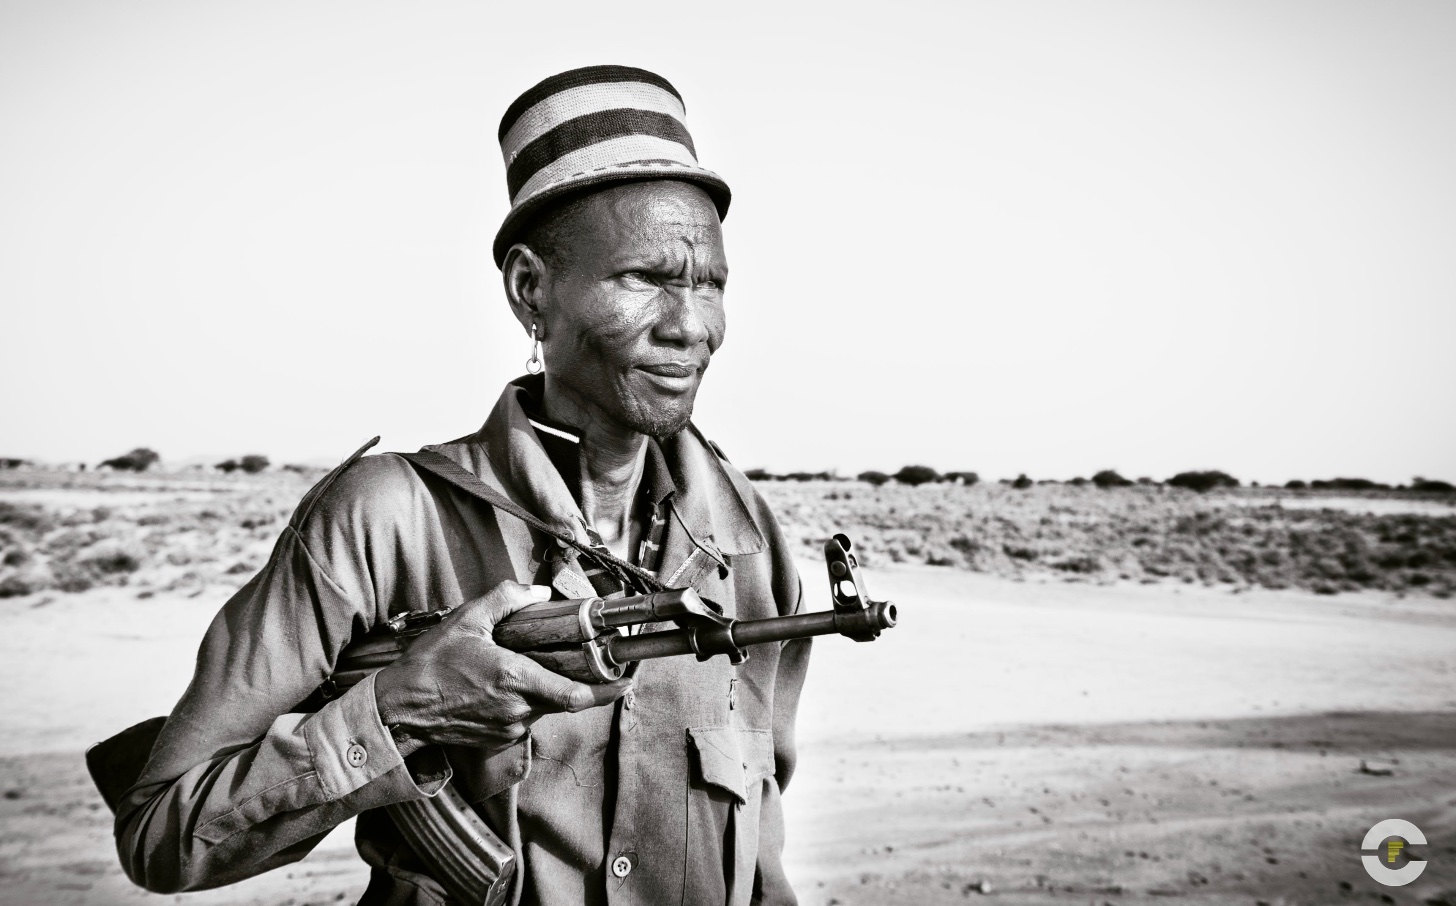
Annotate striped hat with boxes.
[493,65,731,267]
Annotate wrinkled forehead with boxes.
[579,181,725,261]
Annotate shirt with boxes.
[115,375,810,906]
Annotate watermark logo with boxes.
[1362,819,1427,887]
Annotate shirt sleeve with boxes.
[114,462,453,894]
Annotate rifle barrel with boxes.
[606,602,895,666]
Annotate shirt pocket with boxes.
[685,726,776,906]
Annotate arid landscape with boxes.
[6,1,1455,904]
[1,466,1454,905]
[4,467,1454,603]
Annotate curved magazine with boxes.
[386,784,515,906]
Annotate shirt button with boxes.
[611,853,637,878]
[346,744,368,768]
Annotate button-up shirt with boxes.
[115,376,810,906]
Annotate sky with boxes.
[2,0,1453,484]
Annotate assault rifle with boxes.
[329,533,897,906]
[332,534,895,687]
[87,534,897,906]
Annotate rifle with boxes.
[332,535,895,687]
[328,533,897,906]
[86,534,897,906]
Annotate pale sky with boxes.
[2,0,1453,484]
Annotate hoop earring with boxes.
[526,323,543,374]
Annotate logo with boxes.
[1362,819,1427,887]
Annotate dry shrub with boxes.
[1310,478,1390,491]
[77,541,142,575]
[893,465,940,486]
[0,502,55,534]
[100,448,160,472]
[752,481,1456,598]
[1167,471,1239,493]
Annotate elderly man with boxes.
[112,66,809,906]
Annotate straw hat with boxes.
[492,65,731,267]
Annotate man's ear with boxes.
[502,244,548,336]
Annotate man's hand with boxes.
[374,582,632,754]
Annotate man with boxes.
[113,65,809,906]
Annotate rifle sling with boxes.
[398,450,666,595]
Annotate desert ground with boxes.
[1,469,1454,905]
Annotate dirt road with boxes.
[1,565,1452,905]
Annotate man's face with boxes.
[537,181,728,439]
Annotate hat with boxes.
[492,65,731,267]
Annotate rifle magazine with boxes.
[386,784,515,906]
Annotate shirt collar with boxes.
[452,375,766,558]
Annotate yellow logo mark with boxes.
[1363,819,1426,887]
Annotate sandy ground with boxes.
[1,563,1454,905]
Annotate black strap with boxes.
[398,450,665,594]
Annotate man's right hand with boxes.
[373,582,632,755]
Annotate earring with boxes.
[526,323,543,374]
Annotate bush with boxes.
[239,455,270,474]
[100,448,160,472]
[1092,470,1133,489]
[1310,478,1390,491]
[1068,476,1089,487]
[1167,470,1239,493]
[0,502,54,533]
[857,471,891,486]
[1284,480,1308,490]
[0,575,34,597]
[1012,474,1033,490]
[1411,477,1456,493]
[744,468,773,482]
[942,471,980,486]
[893,465,940,486]
[78,543,142,575]
[1050,554,1099,574]
[215,459,240,473]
